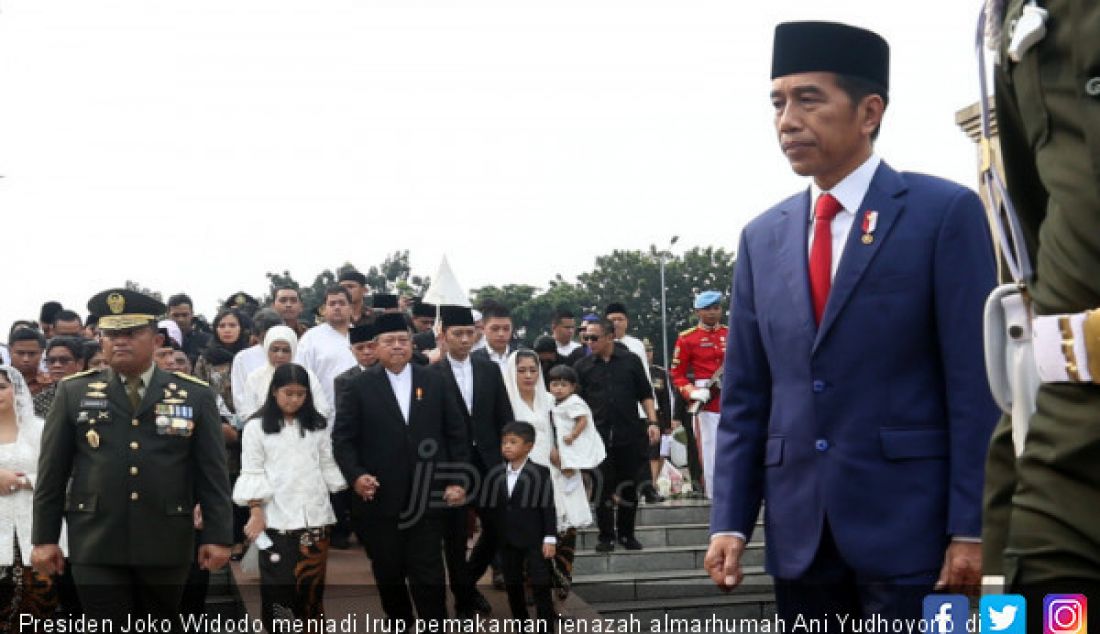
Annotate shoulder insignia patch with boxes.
[172,372,209,387]
[60,369,99,382]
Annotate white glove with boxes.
[690,388,710,403]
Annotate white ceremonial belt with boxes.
[1032,310,1100,384]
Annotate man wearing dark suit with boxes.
[470,303,521,372]
[32,289,232,623]
[704,22,999,623]
[429,305,514,618]
[332,313,470,627]
[330,323,378,549]
[485,422,557,629]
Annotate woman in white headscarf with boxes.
[503,350,591,598]
[0,365,61,623]
[242,326,331,422]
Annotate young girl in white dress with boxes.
[545,365,605,494]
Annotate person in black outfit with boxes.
[429,305,514,618]
[484,422,557,630]
[331,313,470,628]
[573,319,658,552]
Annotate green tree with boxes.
[263,251,432,315]
[577,246,735,364]
[124,280,163,303]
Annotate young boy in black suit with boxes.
[487,422,558,628]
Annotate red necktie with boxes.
[809,193,843,324]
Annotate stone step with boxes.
[578,521,765,550]
[573,542,765,576]
[585,593,777,626]
[572,566,772,603]
[577,523,711,550]
[632,500,712,526]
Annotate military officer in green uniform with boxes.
[983,0,1100,619]
[31,289,233,624]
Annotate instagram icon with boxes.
[1045,594,1088,634]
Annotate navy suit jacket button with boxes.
[812,380,826,393]
[815,439,830,452]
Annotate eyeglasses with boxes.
[582,335,601,342]
[46,356,76,365]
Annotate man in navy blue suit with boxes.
[703,21,1000,622]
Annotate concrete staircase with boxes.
[571,500,775,625]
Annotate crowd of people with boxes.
[0,274,725,631]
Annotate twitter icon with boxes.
[982,594,1026,634]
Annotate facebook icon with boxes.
[923,594,969,634]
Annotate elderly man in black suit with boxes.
[430,305,514,618]
[332,314,470,627]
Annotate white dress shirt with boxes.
[231,345,269,417]
[556,341,581,357]
[385,364,413,424]
[506,458,556,545]
[447,353,474,413]
[296,323,357,411]
[618,334,656,414]
[233,418,348,530]
[808,154,882,281]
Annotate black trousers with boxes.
[443,504,498,610]
[500,543,554,627]
[772,521,935,629]
[596,441,642,542]
[70,563,190,629]
[360,515,447,627]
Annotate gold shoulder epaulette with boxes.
[678,326,697,336]
[60,369,98,382]
[172,371,209,387]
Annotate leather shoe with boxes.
[492,570,505,591]
[594,540,615,553]
[617,536,644,550]
[471,591,492,614]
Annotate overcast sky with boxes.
[0,0,985,328]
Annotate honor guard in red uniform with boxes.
[670,290,727,498]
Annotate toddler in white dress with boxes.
[546,365,606,493]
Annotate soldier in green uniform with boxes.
[983,0,1100,620]
[31,289,233,624]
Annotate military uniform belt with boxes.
[1032,309,1100,384]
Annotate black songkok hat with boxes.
[374,313,409,336]
[771,21,889,92]
[338,268,368,286]
[350,323,377,344]
[372,294,398,310]
[439,305,474,328]
[604,302,628,317]
[412,300,436,319]
[533,335,557,354]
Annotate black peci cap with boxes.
[439,305,474,328]
[350,323,377,344]
[771,21,889,92]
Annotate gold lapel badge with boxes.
[861,210,879,245]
